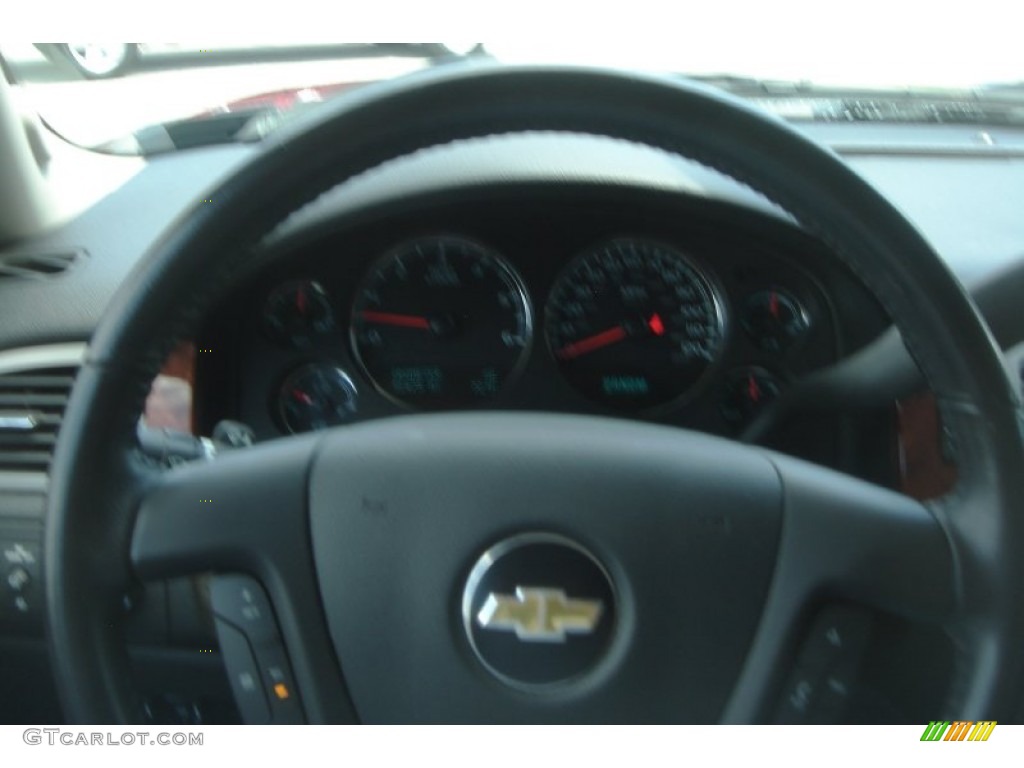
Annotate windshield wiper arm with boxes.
[92,109,271,156]
[92,100,332,157]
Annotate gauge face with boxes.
[350,236,532,407]
[262,280,335,347]
[545,239,725,411]
[720,367,781,424]
[277,364,358,433]
[741,288,810,351]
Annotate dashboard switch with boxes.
[212,420,256,449]
[0,535,43,632]
[6,567,30,592]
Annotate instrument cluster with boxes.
[250,231,818,437]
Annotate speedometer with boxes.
[350,236,532,408]
[545,239,725,411]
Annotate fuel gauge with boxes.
[277,364,358,433]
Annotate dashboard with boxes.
[186,181,893,485]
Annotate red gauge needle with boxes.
[360,310,432,330]
[296,287,307,314]
[558,313,666,360]
[292,389,313,405]
[747,374,761,403]
[557,325,628,360]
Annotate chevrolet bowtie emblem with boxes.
[477,587,604,643]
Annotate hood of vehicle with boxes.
[91,80,371,155]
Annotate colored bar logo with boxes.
[920,721,997,741]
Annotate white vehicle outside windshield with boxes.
[2,3,1021,150]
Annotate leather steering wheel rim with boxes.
[45,64,1024,723]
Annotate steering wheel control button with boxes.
[773,604,873,724]
[741,288,810,352]
[210,575,307,723]
[462,533,615,687]
[799,604,872,677]
[214,618,271,724]
[210,575,279,644]
[255,643,305,724]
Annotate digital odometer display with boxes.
[545,239,725,411]
[351,236,532,408]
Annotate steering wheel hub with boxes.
[462,533,617,687]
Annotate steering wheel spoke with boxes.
[131,436,317,579]
[772,454,954,619]
[724,454,955,722]
[130,433,356,723]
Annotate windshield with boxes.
[2,14,1021,153]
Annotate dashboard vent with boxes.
[0,366,78,472]
[0,249,84,279]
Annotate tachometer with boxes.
[545,239,725,411]
[350,236,532,407]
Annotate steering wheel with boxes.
[45,64,1024,723]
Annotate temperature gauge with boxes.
[277,364,358,433]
